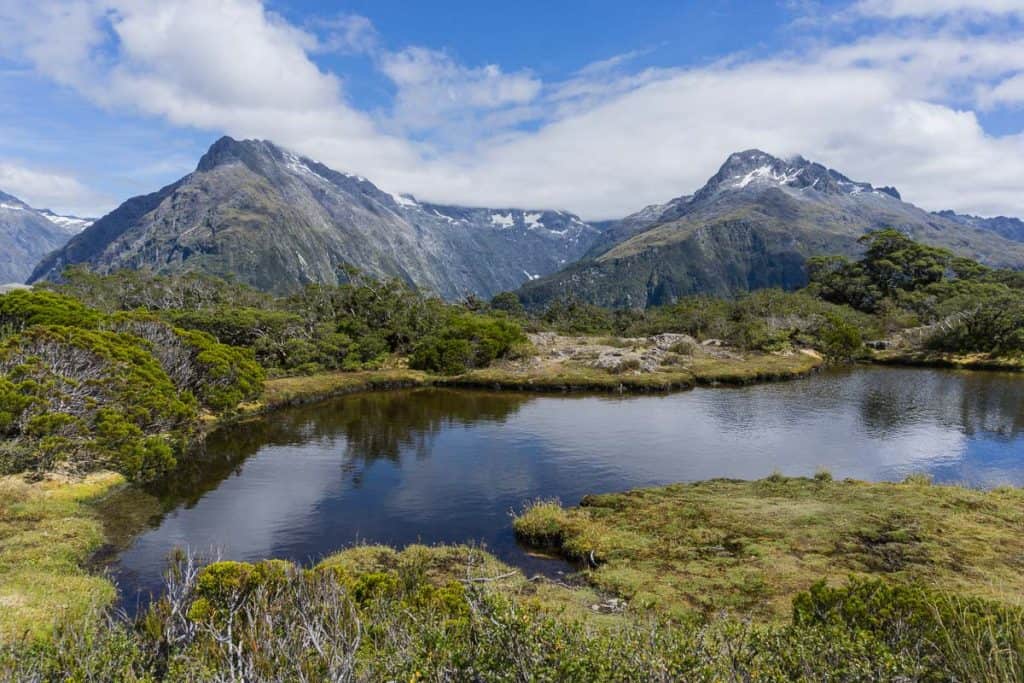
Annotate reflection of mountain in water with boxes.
[153,389,532,502]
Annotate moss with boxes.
[514,477,1024,621]
[0,472,123,642]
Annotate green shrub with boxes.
[817,312,864,360]
[0,289,102,336]
[0,325,195,480]
[410,312,526,374]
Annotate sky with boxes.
[0,0,1022,220]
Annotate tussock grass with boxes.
[514,476,1024,620]
[0,472,123,641]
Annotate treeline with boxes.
[3,230,1018,480]
[3,550,1020,681]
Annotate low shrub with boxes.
[410,312,526,375]
[3,551,1019,681]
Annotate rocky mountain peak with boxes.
[694,149,900,203]
[195,136,282,174]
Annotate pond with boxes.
[108,366,1024,608]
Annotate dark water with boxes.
[109,366,1024,607]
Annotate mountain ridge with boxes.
[518,149,1024,309]
[29,137,601,299]
[0,190,93,284]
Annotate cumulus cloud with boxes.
[1,0,1023,220]
[0,161,104,215]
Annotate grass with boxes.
[686,350,822,385]
[316,543,622,625]
[253,368,429,412]
[0,473,124,642]
[444,366,697,392]
[514,476,1024,620]
[444,351,821,393]
[872,349,1024,372]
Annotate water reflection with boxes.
[111,367,1024,607]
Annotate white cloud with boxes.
[854,0,1024,18]
[378,46,542,138]
[1,0,1023,222]
[312,13,379,55]
[0,161,104,215]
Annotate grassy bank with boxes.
[871,349,1024,372]
[443,350,821,392]
[514,476,1024,620]
[0,473,125,641]
[254,368,430,412]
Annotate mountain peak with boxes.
[697,150,899,202]
[196,136,282,173]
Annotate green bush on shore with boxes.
[0,291,265,480]
[410,312,526,374]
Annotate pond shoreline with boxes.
[5,359,1020,642]
[246,349,824,416]
[869,349,1024,373]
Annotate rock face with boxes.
[519,150,1024,309]
[29,137,601,299]
[0,190,92,284]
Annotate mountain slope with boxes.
[0,190,92,284]
[935,210,1024,243]
[519,150,1024,309]
[30,137,600,299]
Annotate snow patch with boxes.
[522,270,540,281]
[43,213,92,232]
[390,193,418,207]
[524,212,544,229]
[432,209,459,224]
[0,203,25,211]
[733,165,801,189]
[490,212,515,228]
[283,152,331,185]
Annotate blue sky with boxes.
[0,0,1022,219]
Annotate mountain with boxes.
[29,137,600,299]
[934,210,1024,243]
[0,190,93,284]
[518,150,1024,309]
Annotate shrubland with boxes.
[0,290,263,480]
[1,542,1020,681]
